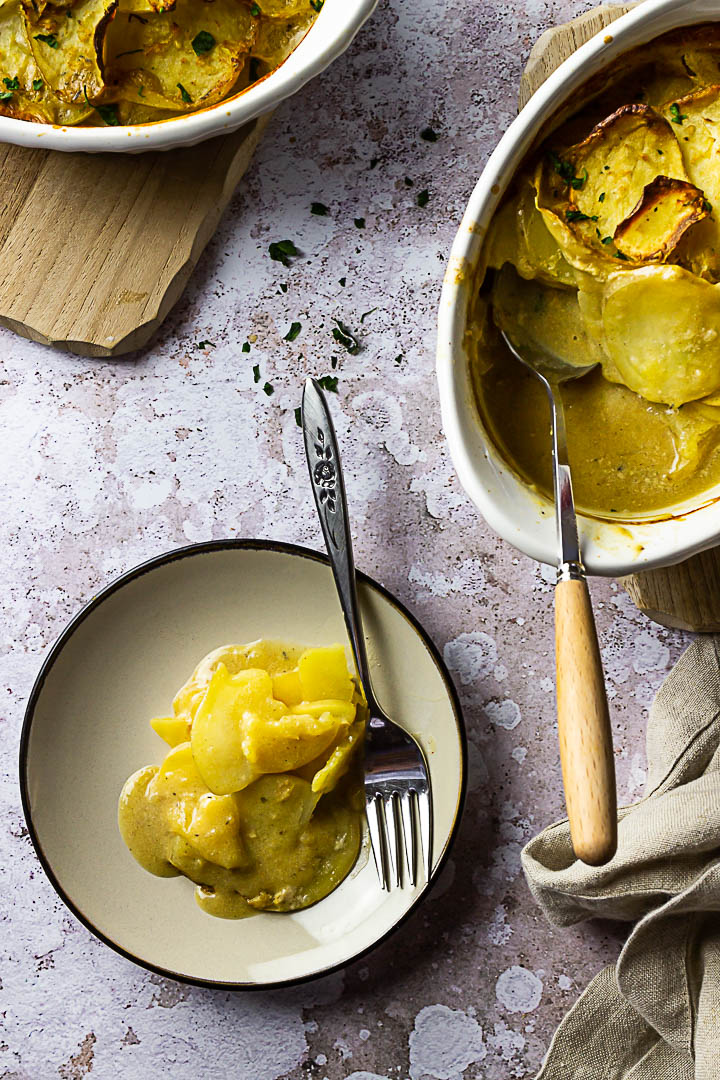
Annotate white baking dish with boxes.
[437,0,720,577]
[0,0,377,153]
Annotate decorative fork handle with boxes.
[302,378,374,696]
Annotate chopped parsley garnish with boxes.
[250,2,260,14]
[83,88,120,125]
[601,235,613,245]
[310,0,323,11]
[241,341,250,353]
[669,102,687,124]
[263,382,274,396]
[598,192,605,202]
[339,276,346,287]
[253,364,261,383]
[197,340,215,349]
[294,407,302,427]
[704,199,713,213]
[548,151,587,189]
[192,30,215,54]
[138,85,145,97]
[284,321,301,342]
[177,83,192,103]
[317,375,338,393]
[268,239,299,266]
[420,126,438,142]
[32,78,43,91]
[417,188,429,207]
[360,308,377,323]
[657,148,664,155]
[0,90,12,101]
[311,201,328,215]
[331,318,359,354]
[565,209,597,223]
[3,77,18,90]
[394,354,403,365]
[614,251,630,260]
[34,33,59,48]
[330,355,338,369]
[354,217,365,229]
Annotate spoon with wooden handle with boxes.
[500,328,617,866]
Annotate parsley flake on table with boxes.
[417,189,429,207]
[404,176,414,187]
[191,30,216,55]
[394,354,404,365]
[34,33,59,48]
[284,321,301,342]
[317,375,338,393]
[354,217,365,229]
[268,239,299,267]
[253,364,261,383]
[339,277,346,287]
[197,340,215,349]
[331,319,360,354]
[420,126,438,142]
[669,102,687,124]
[311,201,328,216]
[177,83,192,103]
[360,308,377,323]
[263,382,274,396]
[294,407,302,426]
[242,341,250,353]
[331,355,338,369]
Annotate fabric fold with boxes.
[522,637,720,1080]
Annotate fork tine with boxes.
[365,796,389,890]
[385,795,402,888]
[399,791,415,885]
[417,789,433,884]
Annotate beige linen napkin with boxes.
[521,636,720,1080]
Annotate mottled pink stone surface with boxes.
[0,1,689,1076]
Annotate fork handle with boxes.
[301,378,373,694]
[555,577,617,866]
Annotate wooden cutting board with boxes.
[0,113,270,358]
[522,3,720,632]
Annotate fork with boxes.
[302,377,433,889]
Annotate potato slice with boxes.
[0,1,91,122]
[150,714,189,747]
[492,264,605,372]
[272,667,303,707]
[105,0,256,113]
[22,0,117,104]
[486,178,576,288]
[311,718,365,796]
[251,8,314,63]
[613,175,708,261]
[298,645,354,703]
[602,265,720,406]
[538,104,692,269]
[190,665,283,794]
[172,791,246,870]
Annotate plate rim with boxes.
[19,537,467,990]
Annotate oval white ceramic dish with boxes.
[1,0,377,153]
[20,540,466,988]
[438,0,720,577]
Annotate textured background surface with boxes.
[0,1,691,1077]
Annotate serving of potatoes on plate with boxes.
[118,640,366,919]
[0,0,319,126]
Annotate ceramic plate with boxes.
[20,540,466,988]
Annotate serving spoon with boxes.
[500,329,617,866]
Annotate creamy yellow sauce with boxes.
[475,25,720,518]
[119,640,364,919]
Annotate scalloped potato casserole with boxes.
[473,25,720,517]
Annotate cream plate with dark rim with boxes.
[20,540,466,988]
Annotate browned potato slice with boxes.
[614,175,708,261]
[0,0,91,122]
[22,0,117,104]
[105,0,256,113]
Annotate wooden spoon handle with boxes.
[555,577,617,865]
